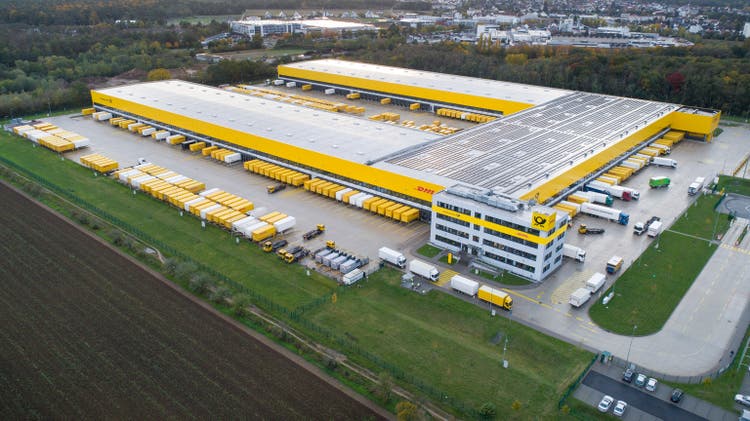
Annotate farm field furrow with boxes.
[0,181,382,420]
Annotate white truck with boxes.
[342,269,365,285]
[647,220,663,237]
[585,272,606,293]
[450,274,480,296]
[688,177,705,196]
[579,202,630,225]
[652,157,678,168]
[563,244,586,263]
[378,247,406,268]
[408,259,439,282]
[569,288,592,308]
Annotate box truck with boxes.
[580,202,629,225]
[569,288,592,308]
[586,272,606,293]
[378,247,407,268]
[606,256,624,274]
[649,176,671,188]
[408,259,439,281]
[478,286,513,310]
[449,275,480,296]
[652,157,677,168]
[688,177,705,196]
[647,220,663,237]
[563,244,586,262]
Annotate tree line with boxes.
[353,38,750,117]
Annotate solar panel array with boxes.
[386,92,678,197]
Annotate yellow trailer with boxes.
[384,203,403,218]
[265,214,288,224]
[204,190,227,200]
[230,199,254,213]
[222,213,246,229]
[362,197,380,211]
[118,119,135,128]
[252,225,276,242]
[189,141,206,152]
[409,103,420,111]
[320,183,338,197]
[377,201,396,215]
[259,211,281,222]
[315,182,335,195]
[655,138,674,147]
[368,199,388,213]
[603,173,623,183]
[109,117,125,125]
[189,199,213,214]
[400,208,420,223]
[207,207,231,223]
[640,147,660,157]
[291,174,309,187]
[566,194,589,204]
[663,131,685,142]
[193,200,218,216]
[128,122,146,132]
[201,145,218,156]
[391,205,410,220]
[553,205,573,218]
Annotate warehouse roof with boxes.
[95,80,440,164]
[382,92,679,199]
[280,59,573,106]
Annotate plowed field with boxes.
[0,181,382,420]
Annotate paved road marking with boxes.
[549,270,593,305]
[435,269,457,287]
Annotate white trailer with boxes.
[273,216,296,233]
[199,187,221,197]
[94,112,113,121]
[652,157,677,168]
[342,268,365,285]
[154,130,170,140]
[200,204,222,220]
[569,288,592,308]
[650,143,671,155]
[348,192,367,206]
[449,274,479,296]
[335,188,352,201]
[324,88,336,95]
[579,202,629,225]
[688,177,705,196]
[408,259,439,282]
[141,127,156,136]
[647,220,663,237]
[585,272,606,293]
[378,247,406,268]
[562,244,586,262]
[224,153,242,164]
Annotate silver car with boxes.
[613,400,627,417]
[598,395,614,412]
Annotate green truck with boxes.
[649,176,671,189]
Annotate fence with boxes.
[558,353,599,409]
[0,154,484,418]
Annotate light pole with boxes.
[502,310,512,368]
[626,324,637,365]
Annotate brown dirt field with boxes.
[0,181,384,420]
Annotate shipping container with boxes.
[252,225,276,242]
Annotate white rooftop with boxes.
[95,80,439,164]
[231,18,375,30]
[281,59,573,106]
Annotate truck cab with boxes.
[633,222,646,235]
[606,256,624,274]
[688,177,705,196]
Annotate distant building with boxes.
[230,17,375,37]
[743,22,750,38]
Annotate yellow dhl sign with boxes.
[531,211,556,231]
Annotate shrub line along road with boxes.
[0,180,389,419]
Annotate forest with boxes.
[352,37,750,117]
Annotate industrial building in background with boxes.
[230,17,376,38]
[89,59,719,281]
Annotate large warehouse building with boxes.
[90,59,719,281]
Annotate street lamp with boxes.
[626,324,637,364]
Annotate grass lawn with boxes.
[589,195,730,335]
[563,399,610,420]
[717,175,750,197]
[417,243,442,258]
[438,254,457,265]
[307,267,593,418]
[0,132,336,310]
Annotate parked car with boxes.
[646,377,658,392]
[622,368,634,383]
[735,394,750,406]
[598,395,614,412]
[613,400,627,417]
[635,373,647,387]
[671,388,684,403]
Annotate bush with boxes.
[163,258,179,276]
[109,229,124,246]
[479,402,497,419]
[174,261,199,280]
[209,286,232,304]
[188,272,213,295]
[232,294,252,317]
[396,401,418,421]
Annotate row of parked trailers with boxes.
[552,130,686,222]
[314,247,369,277]
[13,122,90,153]
[302,178,420,223]
[114,162,295,242]
[435,108,496,124]
[243,159,311,187]
[80,153,119,174]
